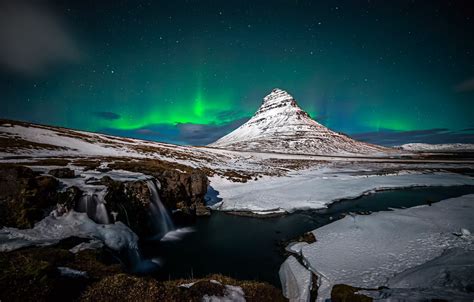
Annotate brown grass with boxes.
[80,273,286,302]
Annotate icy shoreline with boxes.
[0,211,138,252]
[281,194,474,301]
[210,169,474,214]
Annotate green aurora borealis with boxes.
[1,0,473,145]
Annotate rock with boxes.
[0,164,64,228]
[102,179,154,236]
[58,186,82,211]
[331,284,373,302]
[49,168,76,178]
[106,159,210,217]
[195,204,211,216]
[0,245,120,302]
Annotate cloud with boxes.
[176,118,248,145]
[0,0,81,75]
[99,117,249,146]
[454,77,474,92]
[352,128,474,146]
[93,111,121,120]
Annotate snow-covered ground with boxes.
[360,248,474,301]
[210,169,474,213]
[285,194,474,301]
[398,143,474,152]
[2,120,474,216]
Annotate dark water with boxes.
[141,186,474,287]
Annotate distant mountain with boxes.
[398,143,474,152]
[209,88,389,155]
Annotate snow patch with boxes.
[298,194,474,301]
[211,169,474,213]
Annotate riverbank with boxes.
[282,194,474,301]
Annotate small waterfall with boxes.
[95,202,110,224]
[76,189,110,224]
[146,179,175,238]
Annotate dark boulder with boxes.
[0,164,81,228]
[48,168,76,178]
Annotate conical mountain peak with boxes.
[255,88,308,119]
[262,88,294,104]
[209,88,387,155]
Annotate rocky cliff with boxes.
[0,163,208,236]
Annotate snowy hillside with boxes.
[399,143,474,152]
[209,88,390,155]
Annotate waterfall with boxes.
[146,179,175,238]
[76,189,110,224]
[95,202,110,224]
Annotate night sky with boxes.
[1,0,473,146]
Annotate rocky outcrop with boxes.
[0,164,81,228]
[99,177,155,236]
[0,161,209,235]
[156,170,209,213]
[48,167,76,178]
[107,159,209,216]
[99,170,209,235]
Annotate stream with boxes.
[141,185,474,287]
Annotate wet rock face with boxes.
[0,165,80,228]
[101,178,154,236]
[0,162,208,233]
[100,170,209,236]
[156,170,209,212]
[105,159,210,217]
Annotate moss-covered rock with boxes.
[0,247,75,301]
[80,274,165,302]
[296,231,316,244]
[331,284,373,302]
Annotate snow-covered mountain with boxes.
[209,88,389,155]
[398,143,474,152]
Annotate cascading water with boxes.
[146,179,175,238]
[76,188,110,224]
